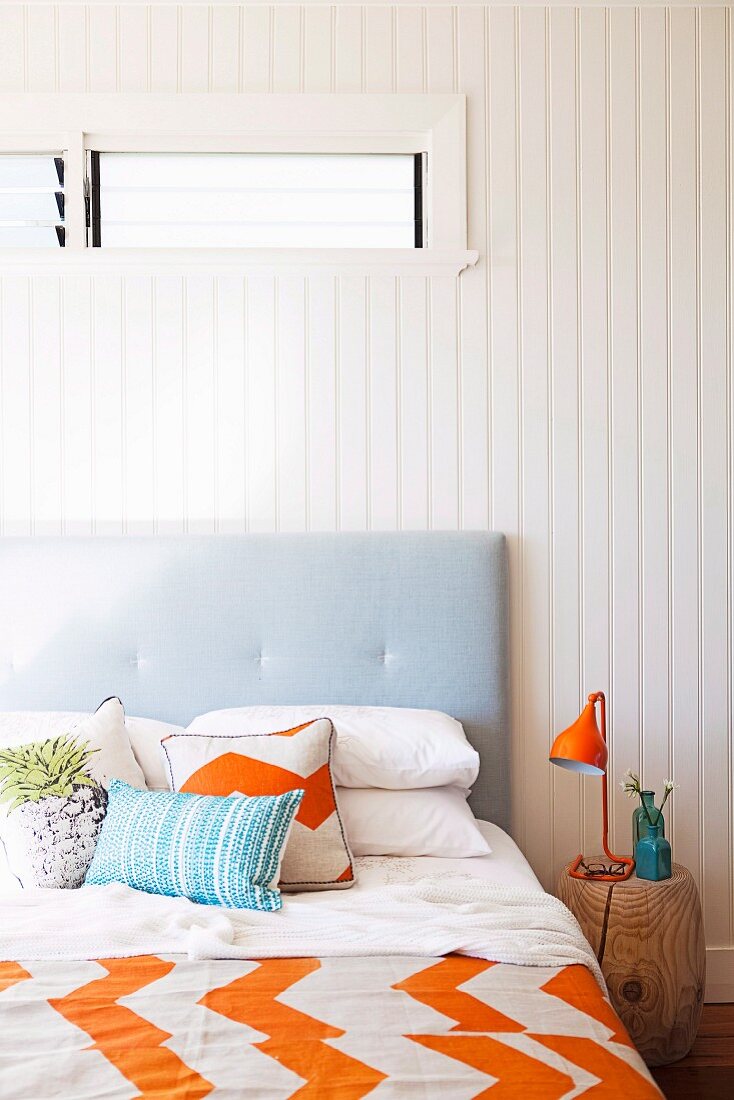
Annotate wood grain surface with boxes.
[557,861,706,1066]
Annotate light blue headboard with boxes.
[0,533,509,828]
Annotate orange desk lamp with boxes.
[549,691,635,882]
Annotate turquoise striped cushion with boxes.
[85,779,303,910]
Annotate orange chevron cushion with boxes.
[162,718,354,891]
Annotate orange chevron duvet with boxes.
[0,953,661,1098]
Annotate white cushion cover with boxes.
[126,717,185,789]
[0,700,145,789]
[337,786,491,858]
[0,698,147,891]
[162,719,355,891]
[186,705,480,791]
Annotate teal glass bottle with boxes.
[635,822,672,881]
[632,790,664,849]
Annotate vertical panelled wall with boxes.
[0,4,732,967]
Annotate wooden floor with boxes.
[651,1003,734,1099]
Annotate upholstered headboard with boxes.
[0,533,509,829]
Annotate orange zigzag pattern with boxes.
[540,965,634,1047]
[529,1035,663,1098]
[394,956,525,1033]
[201,958,386,1099]
[0,961,32,995]
[399,959,658,1097]
[181,755,337,831]
[410,1033,576,1098]
[49,955,213,1099]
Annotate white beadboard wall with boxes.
[1,3,733,992]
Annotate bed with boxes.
[0,533,660,1097]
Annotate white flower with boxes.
[663,779,679,794]
[619,769,641,798]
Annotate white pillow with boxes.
[0,699,145,788]
[336,786,491,858]
[0,712,186,794]
[186,705,480,791]
[126,716,185,789]
[0,697,147,890]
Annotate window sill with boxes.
[0,248,478,278]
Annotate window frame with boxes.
[88,149,425,251]
[0,94,476,276]
[0,151,66,248]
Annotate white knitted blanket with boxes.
[0,879,604,988]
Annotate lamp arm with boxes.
[596,691,632,867]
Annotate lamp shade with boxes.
[549,697,608,776]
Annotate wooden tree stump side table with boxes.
[556,861,705,1067]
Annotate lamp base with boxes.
[567,852,635,883]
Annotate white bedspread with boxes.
[0,878,603,988]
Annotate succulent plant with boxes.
[0,734,99,813]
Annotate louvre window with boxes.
[0,155,65,247]
[89,152,423,248]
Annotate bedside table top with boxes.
[561,860,693,893]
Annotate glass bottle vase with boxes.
[632,790,665,850]
[635,822,672,881]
